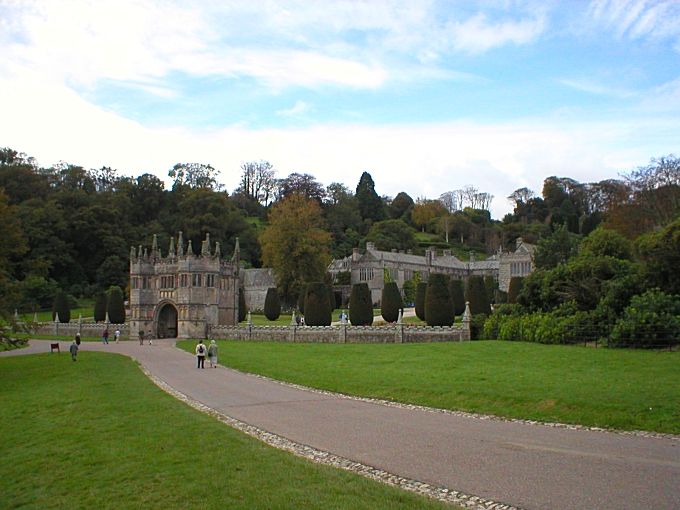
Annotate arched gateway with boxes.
[129,232,240,340]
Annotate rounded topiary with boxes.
[106,286,126,324]
[52,290,71,323]
[467,276,491,315]
[93,291,107,322]
[508,277,524,304]
[304,282,332,326]
[425,273,453,326]
[238,287,247,322]
[448,279,465,316]
[349,283,373,326]
[264,287,281,321]
[415,281,427,321]
[381,281,403,323]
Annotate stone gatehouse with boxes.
[129,233,240,340]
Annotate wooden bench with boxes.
[50,343,60,353]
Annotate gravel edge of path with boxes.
[141,365,521,510]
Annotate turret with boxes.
[201,233,211,256]
[168,236,176,258]
[177,231,185,257]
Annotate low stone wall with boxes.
[32,322,129,338]
[209,323,470,343]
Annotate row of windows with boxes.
[132,274,221,289]
[510,262,532,276]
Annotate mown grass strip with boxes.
[177,340,680,434]
[0,353,449,510]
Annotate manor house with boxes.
[328,240,535,304]
[129,233,240,340]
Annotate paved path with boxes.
[4,340,679,510]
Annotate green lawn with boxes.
[177,340,680,434]
[19,304,95,322]
[0,353,448,510]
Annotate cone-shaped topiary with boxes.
[264,287,281,321]
[415,281,427,321]
[238,287,247,322]
[381,281,403,323]
[349,283,373,326]
[467,275,491,315]
[327,284,337,312]
[52,290,71,323]
[94,291,107,322]
[484,276,498,304]
[304,282,332,326]
[448,279,465,316]
[106,286,125,324]
[508,277,524,304]
[425,273,453,326]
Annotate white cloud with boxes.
[558,78,635,98]
[277,100,311,117]
[446,12,546,54]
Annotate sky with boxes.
[1,0,679,219]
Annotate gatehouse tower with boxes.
[129,232,240,340]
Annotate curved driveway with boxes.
[4,340,679,510]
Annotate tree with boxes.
[107,286,125,324]
[425,273,453,326]
[237,160,277,206]
[277,173,326,203]
[415,282,427,321]
[52,290,70,323]
[355,171,385,226]
[323,183,363,258]
[411,199,447,232]
[579,228,632,260]
[507,277,524,304]
[365,220,417,252]
[466,276,491,315]
[610,289,680,348]
[635,217,680,295]
[349,283,373,326]
[381,282,403,323]
[260,194,332,304]
[533,225,580,270]
[304,282,332,326]
[448,279,466,316]
[264,287,281,321]
[168,162,221,191]
[94,291,107,322]
[389,192,415,221]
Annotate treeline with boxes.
[0,146,678,322]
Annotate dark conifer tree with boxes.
[94,291,107,322]
[52,290,70,323]
[448,279,466,316]
[263,287,281,321]
[508,277,524,304]
[415,281,427,321]
[238,286,247,322]
[107,286,126,324]
[355,171,386,225]
[381,281,403,323]
[467,276,491,315]
[349,283,373,326]
[304,282,332,326]
[425,273,454,326]
[484,275,498,304]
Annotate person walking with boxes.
[195,340,206,369]
[139,330,144,346]
[114,329,121,343]
[207,340,218,368]
[75,332,81,346]
[102,328,109,344]
[69,340,78,361]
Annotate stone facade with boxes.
[241,268,276,311]
[497,238,535,292]
[129,233,240,340]
[328,241,534,304]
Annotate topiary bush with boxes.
[263,287,281,321]
[238,287,247,322]
[52,290,71,323]
[507,277,524,304]
[484,276,498,304]
[304,282,332,326]
[610,289,680,348]
[448,279,465,316]
[470,313,487,340]
[93,291,107,322]
[415,282,427,321]
[425,273,453,326]
[349,283,373,326]
[106,286,126,324]
[327,284,337,312]
[467,275,491,315]
[381,281,403,323]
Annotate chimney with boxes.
[352,248,360,262]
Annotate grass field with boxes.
[177,340,680,434]
[19,305,95,323]
[0,353,447,510]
